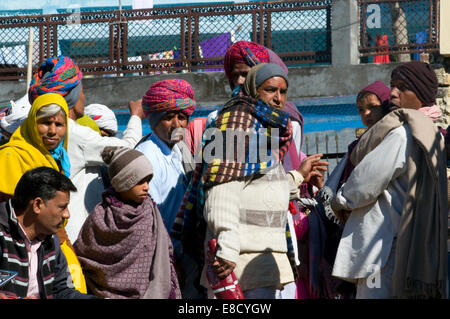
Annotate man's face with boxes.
[152,111,188,148]
[230,63,251,88]
[390,80,422,110]
[69,86,85,120]
[357,93,385,128]
[34,191,71,236]
[36,112,67,150]
[256,76,288,110]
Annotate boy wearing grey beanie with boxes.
[101,146,154,203]
[74,146,181,299]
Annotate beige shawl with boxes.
[350,108,447,299]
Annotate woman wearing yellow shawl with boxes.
[0,93,87,294]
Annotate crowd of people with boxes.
[0,40,448,300]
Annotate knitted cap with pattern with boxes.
[101,146,153,192]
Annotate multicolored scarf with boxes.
[142,79,196,118]
[28,56,82,105]
[171,95,292,261]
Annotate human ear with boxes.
[31,197,44,215]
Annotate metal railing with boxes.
[304,131,348,178]
[358,0,440,63]
[0,0,332,80]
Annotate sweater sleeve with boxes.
[332,126,408,211]
[286,170,304,200]
[70,116,142,168]
[120,115,143,148]
[203,180,244,264]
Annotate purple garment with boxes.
[267,48,288,74]
[74,189,180,299]
[200,33,231,72]
[359,80,390,108]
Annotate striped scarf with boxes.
[171,95,292,262]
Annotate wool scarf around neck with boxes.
[171,95,292,261]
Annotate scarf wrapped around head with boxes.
[391,61,438,107]
[142,79,196,128]
[358,80,391,110]
[28,56,83,108]
[224,42,303,140]
[0,93,70,195]
[224,41,270,89]
[0,94,31,135]
[84,103,118,134]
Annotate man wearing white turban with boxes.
[0,94,32,141]
[84,103,118,137]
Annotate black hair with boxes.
[356,90,391,114]
[11,166,77,212]
[356,91,377,105]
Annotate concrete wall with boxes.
[81,63,403,107]
[0,63,401,108]
[440,0,450,57]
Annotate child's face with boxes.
[119,176,151,205]
[357,93,385,128]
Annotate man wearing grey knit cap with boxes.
[74,146,181,299]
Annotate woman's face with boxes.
[36,112,67,150]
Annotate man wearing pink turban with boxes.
[136,79,196,232]
[135,78,199,298]
[141,79,196,143]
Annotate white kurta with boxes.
[135,133,188,235]
[331,124,414,281]
[66,116,142,243]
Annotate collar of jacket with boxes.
[0,201,11,231]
